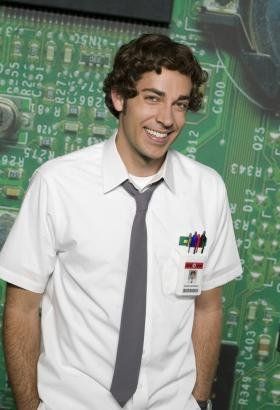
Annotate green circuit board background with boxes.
[0,0,279,408]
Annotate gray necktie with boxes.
[110,178,162,408]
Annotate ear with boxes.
[111,89,124,113]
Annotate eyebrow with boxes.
[141,88,190,101]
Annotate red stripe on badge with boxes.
[185,262,204,269]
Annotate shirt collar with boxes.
[162,150,175,193]
[102,133,176,194]
[102,132,128,193]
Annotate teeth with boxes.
[145,127,168,138]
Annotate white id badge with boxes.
[176,252,203,296]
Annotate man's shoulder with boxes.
[35,141,105,181]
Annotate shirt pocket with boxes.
[161,247,206,297]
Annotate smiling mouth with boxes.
[144,127,172,139]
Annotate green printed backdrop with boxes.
[0,1,279,408]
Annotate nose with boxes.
[155,103,174,129]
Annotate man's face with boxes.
[111,68,193,176]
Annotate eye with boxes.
[176,101,189,111]
[144,95,160,103]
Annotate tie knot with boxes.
[122,179,162,212]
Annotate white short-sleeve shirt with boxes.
[0,135,242,410]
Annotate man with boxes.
[0,34,242,409]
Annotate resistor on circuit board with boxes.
[92,126,106,137]
[95,110,107,120]
[29,42,39,58]
[64,46,73,64]
[255,377,266,394]
[64,122,79,134]
[257,335,271,358]
[263,308,273,323]
[4,186,21,199]
[46,43,55,62]
[271,373,280,405]
[80,53,110,67]
[45,87,55,100]
[67,105,79,116]
[8,169,22,179]
[39,136,53,148]
[247,303,257,321]
[226,309,238,326]
[13,40,22,55]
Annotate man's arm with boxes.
[3,283,42,410]
[192,286,223,402]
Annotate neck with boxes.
[125,157,164,177]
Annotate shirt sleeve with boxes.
[0,170,57,293]
[201,178,242,291]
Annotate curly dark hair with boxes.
[103,33,208,118]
